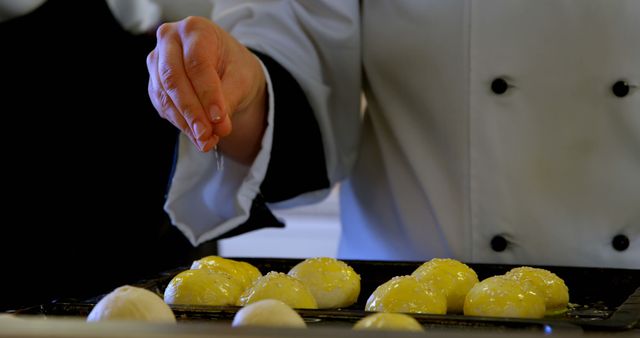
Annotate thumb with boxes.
[216,50,267,138]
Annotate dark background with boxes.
[0,0,216,311]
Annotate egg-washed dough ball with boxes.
[411,258,478,314]
[87,285,175,323]
[365,275,447,314]
[353,313,424,331]
[191,256,261,290]
[232,299,307,328]
[288,257,361,309]
[464,276,545,318]
[235,261,262,286]
[504,266,569,314]
[238,272,318,309]
[164,269,243,306]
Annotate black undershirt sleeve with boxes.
[212,50,330,240]
[254,51,330,202]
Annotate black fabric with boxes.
[0,0,217,311]
[253,51,330,202]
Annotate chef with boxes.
[149,0,639,268]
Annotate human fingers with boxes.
[209,50,267,164]
[178,17,233,139]
[178,17,228,124]
[156,22,214,150]
[217,50,266,140]
[147,49,196,145]
[148,48,217,152]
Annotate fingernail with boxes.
[193,121,208,140]
[203,139,212,152]
[209,106,222,123]
[198,141,208,152]
[204,136,217,151]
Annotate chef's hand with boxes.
[147,16,267,164]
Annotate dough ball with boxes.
[191,256,261,290]
[238,272,317,309]
[464,276,545,318]
[365,275,447,314]
[235,261,263,286]
[87,285,175,323]
[505,266,569,314]
[0,314,23,321]
[412,258,479,313]
[232,299,306,328]
[288,257,360,308]
[163,269,243,306]
[353,313,424,331]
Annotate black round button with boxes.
[491,235,508,252]
[491,78,509,95]
[612,234,630,251]
[612,80,630,98]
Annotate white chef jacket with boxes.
[0,0,161,32]
[166,0,640,269]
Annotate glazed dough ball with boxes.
[87,285,175,323]
[238,272,318,309]
[505,266,569,314]
[164,269,243,306]
[412,258,478,313]
[232,299,306,328]
[464,276,546,318]
[353,313,424,331]
[365,275,447,314]
[235,261,263,286]
[191,256,261,290]
[288,257,361,308]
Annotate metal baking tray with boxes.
[14,258,640,332]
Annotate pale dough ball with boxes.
[0,314,22,321]
[412,258,479,313]
[365,275,447,314]
[288,257,360,309]
[353,313,423,331]
[232,299,306,328]
[191,256,261,290]
[504,266,569,314]
[163,269,243,306]
[87,285,175,323]
[464,276,546,318]
[238,272,318,309]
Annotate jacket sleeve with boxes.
[164,1,361,246]
[214,0,362,200]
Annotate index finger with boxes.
[179,17,229,129]
[156,23,213,144]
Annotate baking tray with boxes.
[14,258,640,332]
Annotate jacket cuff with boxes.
[217,51,331,240]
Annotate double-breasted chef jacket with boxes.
[166,0,639,269]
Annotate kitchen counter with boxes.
[0,316,638,338]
